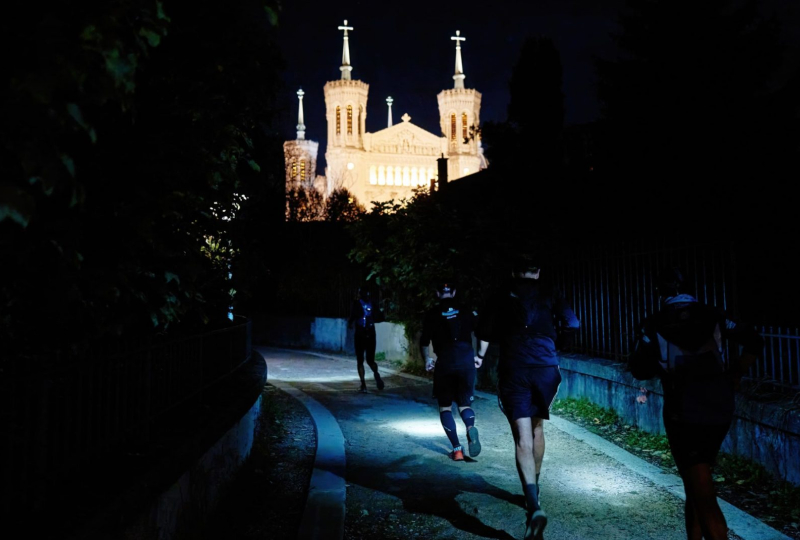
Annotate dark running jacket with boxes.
[629,294,764,425]
[476,279,580,371]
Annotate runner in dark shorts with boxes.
[476,258,579,540]
[497,366,562,421]
[630,267,764,540]
[434,360,476,409]
[421,281,482,462]
[663,419,729,474]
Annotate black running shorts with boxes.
[498,366,562,421]
[663,418,730,472]
[433,368,475,408]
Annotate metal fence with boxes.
[551,239,799,391]
[755,326,800,389]
[1,318,252,519]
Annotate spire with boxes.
[451,30,466,89]
[386,96,393,128]
[296,88,306,140]
[338,19,354,80]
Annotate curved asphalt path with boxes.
[259,347,790,540]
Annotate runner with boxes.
[420,281,482,461]
[348,286,385,392]
[476,256,580,540]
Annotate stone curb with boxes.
[263,347,790,540]
[269,377,346,540]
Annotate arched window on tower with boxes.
[300,161,306,181]
[336,106,341,135]
[358,105,363,135]
[462,112,468,142]
[450,113,456,141]
[291,160,297,179]
[347,105,353,135]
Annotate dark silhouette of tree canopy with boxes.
[0,0,285,357]
[286,184,325,222]
[475,35,575,244]
[595,0,800,227]
[483,36,566,180]
[324,187,366,222]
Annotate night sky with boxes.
[275,0,800,173]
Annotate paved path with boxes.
[260,347,789,540]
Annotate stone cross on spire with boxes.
[296,88,306,140]
[451,30,466,89]
[386,96,394,128]
[338,19,354,80]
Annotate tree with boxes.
[0,0,285,357]
[286,184,325,222]
[483,36,566,182]
[324,187,366,222]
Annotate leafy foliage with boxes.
[0,0,285,357]
[324,187,366,223]
[346,188,522,365]
[285,186,366,223]
[285,184,325,222]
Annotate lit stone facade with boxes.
[283,139,319,189]
[437,88,483,182]
[283,23,488,209]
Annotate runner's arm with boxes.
[554,290,580,330]
[628,319,661,380]
[719,311,764,380]
[420,312,435,371]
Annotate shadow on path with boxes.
[344,453,520,539]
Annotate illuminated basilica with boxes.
[283,20,489,209]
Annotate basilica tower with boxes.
[437,30,485,181]
[323,20,369,196]
[283,88,319,189]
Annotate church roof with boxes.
[365,113,443,155]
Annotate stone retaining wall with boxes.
[557,354,800,486]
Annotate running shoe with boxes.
[450,448,465,461]
[375,373,385,390]
[359,383,368,393]
[524,509,547,540]
[467,426,481,457]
